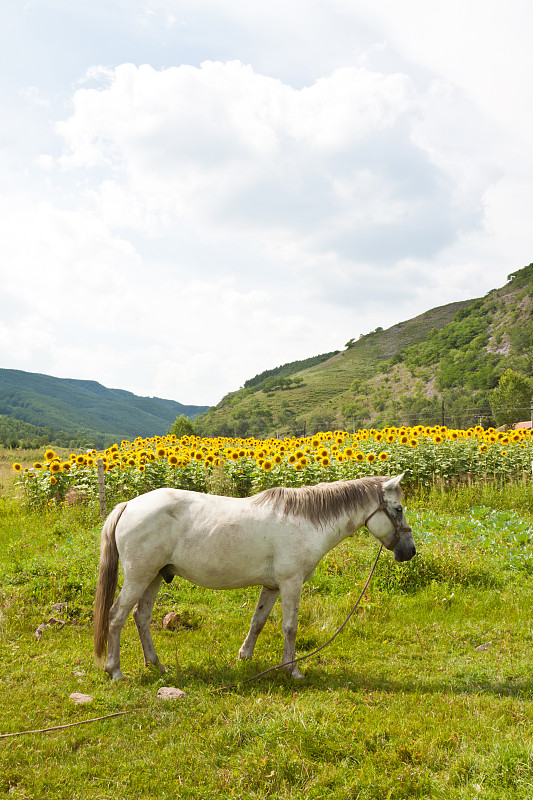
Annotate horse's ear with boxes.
[382,473,404,491]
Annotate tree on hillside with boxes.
[169,414,195,438]
[490,370,531,428]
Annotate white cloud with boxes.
[55,60,492,272]
[361,0,533,142]
[1,1,532,406]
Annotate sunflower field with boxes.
[12,425,533,508]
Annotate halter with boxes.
[364,495,412,551]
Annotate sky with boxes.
[1,1,532,406]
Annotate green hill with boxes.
[0,370,208,448]
[195,264,533,437]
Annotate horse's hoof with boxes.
[282,662,305,679]
[107,670,126,681]
[238,648,252,661]
[291,668,305,680]
[144,660,166,675]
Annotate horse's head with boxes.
[364,474,416,562]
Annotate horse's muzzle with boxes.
[393,538,416,562]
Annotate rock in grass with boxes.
[157,687,187,701]
[162,611,196,630]
[162,612,181,630]
[34,623,48,640]
[34,617,66,639]
[69,693,94,705]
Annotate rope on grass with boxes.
[0,710,137,740]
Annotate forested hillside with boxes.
[195,264,533,438]
[0,370,208,448]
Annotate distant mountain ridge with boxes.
[0,369,208,447]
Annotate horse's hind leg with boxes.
[238,586,279,661]
[132,574,166,674]
[106,582,146,681]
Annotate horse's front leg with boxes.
[279,578,305,679]
[132,574,166,674]
[239,585,279,661]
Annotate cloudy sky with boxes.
[1,1,532,405]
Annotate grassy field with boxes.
[2,475,533,798]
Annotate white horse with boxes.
[94,474,415,680]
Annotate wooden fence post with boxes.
[97,458,106,521]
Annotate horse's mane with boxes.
[252,476,385,527]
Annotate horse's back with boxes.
[120,487,252,528]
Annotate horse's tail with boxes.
[94,501,128,666]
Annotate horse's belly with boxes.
[170,559,276,590]
[168,531,281,589]
[175,570,277,589]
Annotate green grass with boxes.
[2,486,533,798]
